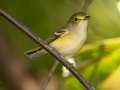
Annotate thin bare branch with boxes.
[80,0,93,12]
[42,61,59,90]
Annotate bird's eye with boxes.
[74,17,78,21]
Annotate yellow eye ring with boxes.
[78,16,85,20]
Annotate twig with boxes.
[0,9,94,90]
[80,0,93,12]
[42,61,59,90]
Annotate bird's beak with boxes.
[85,15,90,20]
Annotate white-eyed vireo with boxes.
[25,12,90,77]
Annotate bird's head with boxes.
[68,12,90,24]
[66,12,90,31]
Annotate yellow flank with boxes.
[50,31,72,47]
[50,30,84,57]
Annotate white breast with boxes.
[61,31,87,57]
[60,20,88,57]
[51,30,87,58]
[51,20,88,57]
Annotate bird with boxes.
[25,12,90,60]
[24,12,90,89]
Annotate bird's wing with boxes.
[24,29,68,59]
[46,29,68,43]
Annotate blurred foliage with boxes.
[0,0,120,90]
[98,65,120,90]
[64,38,120,90]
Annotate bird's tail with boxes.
[24,47,47,59]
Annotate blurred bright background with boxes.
[0,0,120,90]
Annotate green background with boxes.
[0,0,120,90]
